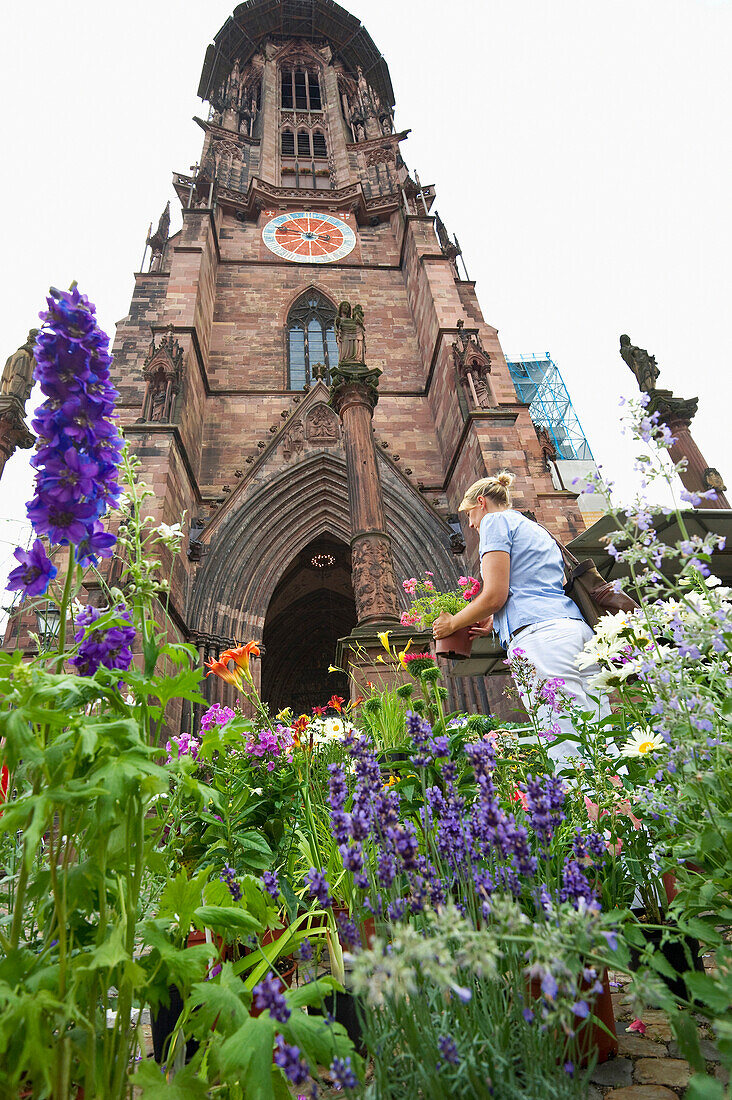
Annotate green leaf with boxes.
[132,1059,209,1097]
[677,917,723,946]
[77,925,130,973]
[721,695,732,718]
[187,963,249,1036]
[283,1011,357,1073]
[669,1008,705,1073]
[150,668,205,709]
[685,1075,726,1100]
[684,971,732,1014]
[218,1014,277,1098]
[157,869,208,933]
[193,906,262,935]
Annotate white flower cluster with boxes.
[308,715,357,746]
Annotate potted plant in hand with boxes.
[399,573,482,658]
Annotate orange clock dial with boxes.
[262,211,357,263]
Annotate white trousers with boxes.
[507,617,610,768]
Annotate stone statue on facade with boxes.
[619,334,660,394]
[335,301,366,365]
[1,329,39,404]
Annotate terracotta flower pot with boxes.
[528,968,617,1066]
[434,627,473,660]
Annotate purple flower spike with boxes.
[69,604,135,677]
[6,539,57,597]
[253,972,290,1023]
[330,1055,358,1089]
[262,870,279,900]
[305,868,332,908]
[274,1035,309,1085]
[22,286,123,566]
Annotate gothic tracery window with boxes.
[287,291,339,390]
[281,68,321,111]
[279,63,331,189]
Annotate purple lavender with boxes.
[262,870,279,900]
[329,1056,358,1090]
[252,972,290,1023]
[298,937,313,961]
[336,913,361,949]
[437,1034,461,1066]
[560,859,596,908]
[305,868,332,908]
[220,864,242,902]
[6,539,58,598]
[523,773,566,844]
[69,604,135,677]
[24,287,123,567]
[406,710,434,767]
[273,1034,309,1084]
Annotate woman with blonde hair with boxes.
[432,471,605,765]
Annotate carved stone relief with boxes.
[306,403,339,443]
[351,535,400,622]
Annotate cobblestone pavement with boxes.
[586,961,726,1100]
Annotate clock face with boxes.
[262,211,357,263]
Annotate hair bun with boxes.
[495,471,515,489]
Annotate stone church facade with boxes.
[108,0,584,721]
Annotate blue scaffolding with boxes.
[507,353,593,461]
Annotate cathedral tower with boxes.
[111,0,584,717]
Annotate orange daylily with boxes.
[327,694,345,713]
[220,641,261,676]
[204,656,244,689]
[293,714,310,735]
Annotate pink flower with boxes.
[402,578,418,595]
[628,1018,646,1035]
[459,576,469,586]
[584,795,600,822]
[425,571,434,576]
[606,836,623,857]
[512,788,529,810]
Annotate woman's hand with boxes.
[468,615,494,639]
[432,612,454,640]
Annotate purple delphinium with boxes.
[329,1056,358,1090]
[69,604,135,677]
[262,869,279,900]
[6,539,57,598]
[437,1034,461,1066]
[253,972,290,1023]
[305,868,333,908]
[25,287,123,567]
[273,1034,309,1084]
[220,864,242,902]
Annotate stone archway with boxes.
[261,535,356,714]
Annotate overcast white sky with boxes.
[1,0,730,601]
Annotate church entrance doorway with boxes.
[261,536,356,715]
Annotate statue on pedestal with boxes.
[1,329,39,405]
[335,301,366,365]
[619,334,660,394]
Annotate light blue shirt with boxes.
[478,510,584,646]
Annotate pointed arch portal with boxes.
[261,535,355,713]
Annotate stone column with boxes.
[649,391,729,509]
[329,304,400,626]
[0,397,34,482]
